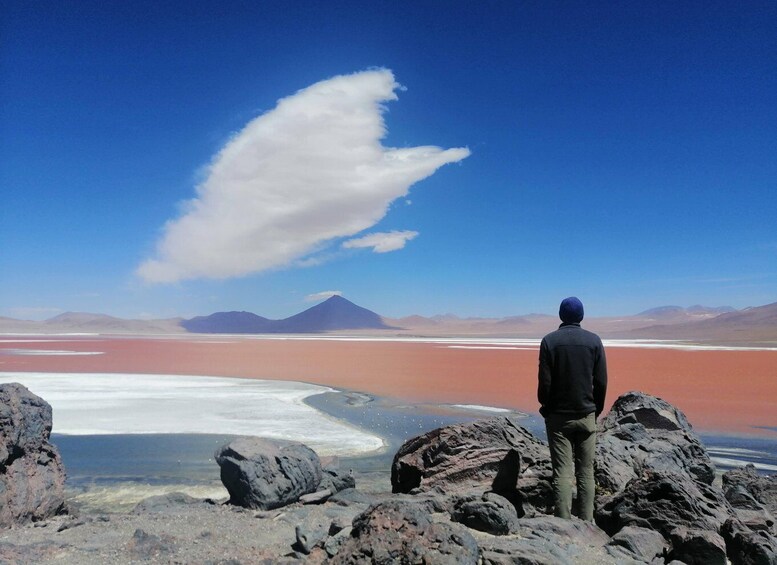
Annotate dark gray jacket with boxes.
[538,323,608,418]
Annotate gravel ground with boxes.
[0,467,394,565]
[0,492,384,564]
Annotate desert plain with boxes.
[1,335,775,436]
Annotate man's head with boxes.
[559,297,584,324]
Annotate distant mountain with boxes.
[183,296,394,334]
[180,311,274,334]
[0,316,42,333]
[1,300,773,343]
[494,316,532,326]
[395,315,438,326]
[0,312,185,334]
[630,301,777,342]
[273,295,394,332]
[709,302,777,326]
[44,312,185,334]
[46,312,123,327]
[636,305,735,320]
[382,312,557,337]
[686,305,737,315]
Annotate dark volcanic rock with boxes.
[319,463,356,494]
[391,417,550,495]
[325,526,353,558]
[287,503,365,558]
[215,437,322,510]
[595,391,715,495]
[720,465,777,563]
[299,489,332,505]
[592,393,777,564]
[0,383,67,527]
[669,526,727,565]
[605,525,668,562]
[329,487,377,508]
[724,464,777,516]
[721,518,777,565]
[514,467,554,517]
[594,392,777,563]
[478,517,615,565]
[596,470,732,538]
[725,484,776,534]
[451,492,519,535]
[330,499,479,564]
[294,523,326,555]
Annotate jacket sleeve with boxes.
[537,338,552,414]
[593,340,608,417]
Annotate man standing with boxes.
[538,296,607,521]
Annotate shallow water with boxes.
[701,433,777,473]
[52,426,777,513]
[53,433,234,512]
[2,371,774,513]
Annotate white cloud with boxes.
[137,69,470,283]
[305,290,343,302]
[342,230,419,253]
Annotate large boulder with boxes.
[330,499,479,564]
[668,526,727,565]
[721,518,777,565]
[319,463,356,494]
[451,492,520,535]
[723,464,777,518]
[215,437,322,510]
[605,526,668,563]
[595,393,777,564]
[721,466,777,564]
[391,417,550,498]
[596,470,732,538]
[385,396,776,565]
[595,391,715,495]
[0,383,66,527]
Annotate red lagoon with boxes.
[1,336,775,435]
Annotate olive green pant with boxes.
[545,412,597,521]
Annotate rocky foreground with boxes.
[1,384,776,564]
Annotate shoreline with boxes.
[50,385,536,513]
[303,388,540,468]
[3,332,777,349]
[29,381,777,515]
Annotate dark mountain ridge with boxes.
[181,295,394,334]
[273,295,392,332]
[181,311,273,334]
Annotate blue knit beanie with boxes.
[559,297,584,324]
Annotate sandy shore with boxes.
[1,335,775,435]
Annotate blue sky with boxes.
[2,1,776,320]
